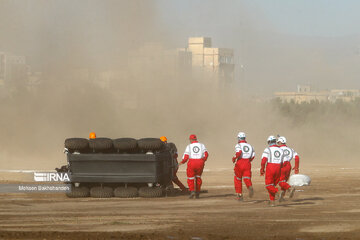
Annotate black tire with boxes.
[66,186,90,198]
[90,186,114,198]
[113,138,138,153]
[137,138,165,151]
[138,186,163,198]
[64,138,89,153]
[89,138,113,153]
[167,142,177,153]
[114,187,138,198]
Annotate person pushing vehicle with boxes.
[179,134,209,199]
[160,136,187,192]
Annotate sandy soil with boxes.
[0,166,359,240]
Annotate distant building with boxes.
[187,37,234,84]
[297,84,311,93]
[329,89,360,102]
[128,43,192,80]
[275,85,360,103]
[0,51,33,97]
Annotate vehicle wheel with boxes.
[167,142,177,152]
[137,138,165,152]
[113,138,138,153]
[64,138,89,153]
[66,186,90,198]
[166,142,177,155]
[114,187,138,198]
[89,138,113,153]
[90,186,114,198]
[138,186,164,198]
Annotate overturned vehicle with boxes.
[57,137,178,198]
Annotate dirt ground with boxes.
[0,166,360,240]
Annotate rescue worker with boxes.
[277,136,300,201]
[260,135,284,206]
[232,132,255,201]
[89,132,96,139]
[179,134,209,199]
[160,136,187,192]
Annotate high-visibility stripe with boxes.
[265,184,274,187]
[195,175,201,178]
[243,176,251,180]
[279,180,286,183]
[188,177,195,180]
[235,177,242,181]
[267,147,272,163]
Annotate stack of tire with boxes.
[64,137,168,199]
[64,137,166,154]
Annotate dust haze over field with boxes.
[0,0,359,170]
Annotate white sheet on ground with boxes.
[288,174,311,187]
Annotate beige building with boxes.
[128,43,192,79]
[126,37,235,84]
[275,85,360,103]
[0,51,35,96]
[329,89,360,102]
[187,37,234,83]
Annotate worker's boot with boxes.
[248,186,254,198]
[236,193,243,202]
[189,191,196,199]
[181,188,189,195]
[273,191,279,200]
[269,200,276,207]
[289,187,296,198]
[195,192,200,199]
[279,190,286,202]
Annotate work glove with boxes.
[260,168,265,176]
[293,167,299,174]
[232,157,237,163]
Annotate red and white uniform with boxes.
[181,141,209,192]
[233,140,255,194]
[278,144,300,191]
[260,145,284,201]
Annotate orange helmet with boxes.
[89,132,96,139]
[160,136,167,143]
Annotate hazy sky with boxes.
[158,0,360,38]
[157,1,360,92]
[252,0,360,37]
[1,0,359,92]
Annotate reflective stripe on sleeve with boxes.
[187,177,195,180]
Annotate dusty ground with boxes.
[0,166,360,240]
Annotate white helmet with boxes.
[237,132,246,140]
[267,135,276,145]
[277,136,287,144]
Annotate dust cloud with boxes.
[0,1,358,170]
